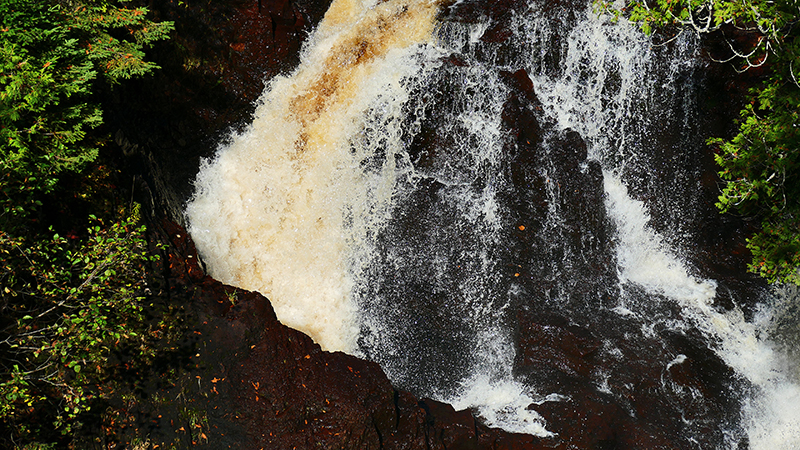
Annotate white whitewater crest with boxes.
[186,0,800,445]
[604,175,718,305]
[519,1,800,447]
[605,173,800,449]
[186,0,441,352]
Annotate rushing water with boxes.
[186,0,800,446]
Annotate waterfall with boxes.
[186,0,800,446]
[186,0,441,352]
[606,174,800,448]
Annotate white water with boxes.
[187,0,441,352]
[530,4,800,447]
[605,171,800,449]
[186,0,800,445]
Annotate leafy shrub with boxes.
[0,206,165,446]
[1,0,175,446]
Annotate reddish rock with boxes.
[149,219,562,449]
[110,0,762,448]
[146,214,740,449]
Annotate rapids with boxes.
[186,0,800,446]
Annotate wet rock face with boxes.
[157,223,741,449]
[122,0,762,448]
[154,220,559,449]
[107,0,333,222]
[434,1,753,448]
[494,65,720,449]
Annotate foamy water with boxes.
[187,0,800,445]
[605,174,718,305]
[187,0,441,352]
[605,171,800,449]
[537,5,800,446]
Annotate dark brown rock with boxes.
[147,219,562,449]
[143,215,742,449]
[110,0,763,448]
[107,0,334,221]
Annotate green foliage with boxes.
[66,0,174,82]
[0,206,164,445]
[599,0,800,284]
[598,0,797,47]
[0,0,173,231]
[711,37,800,283]
[0,0,176,446]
